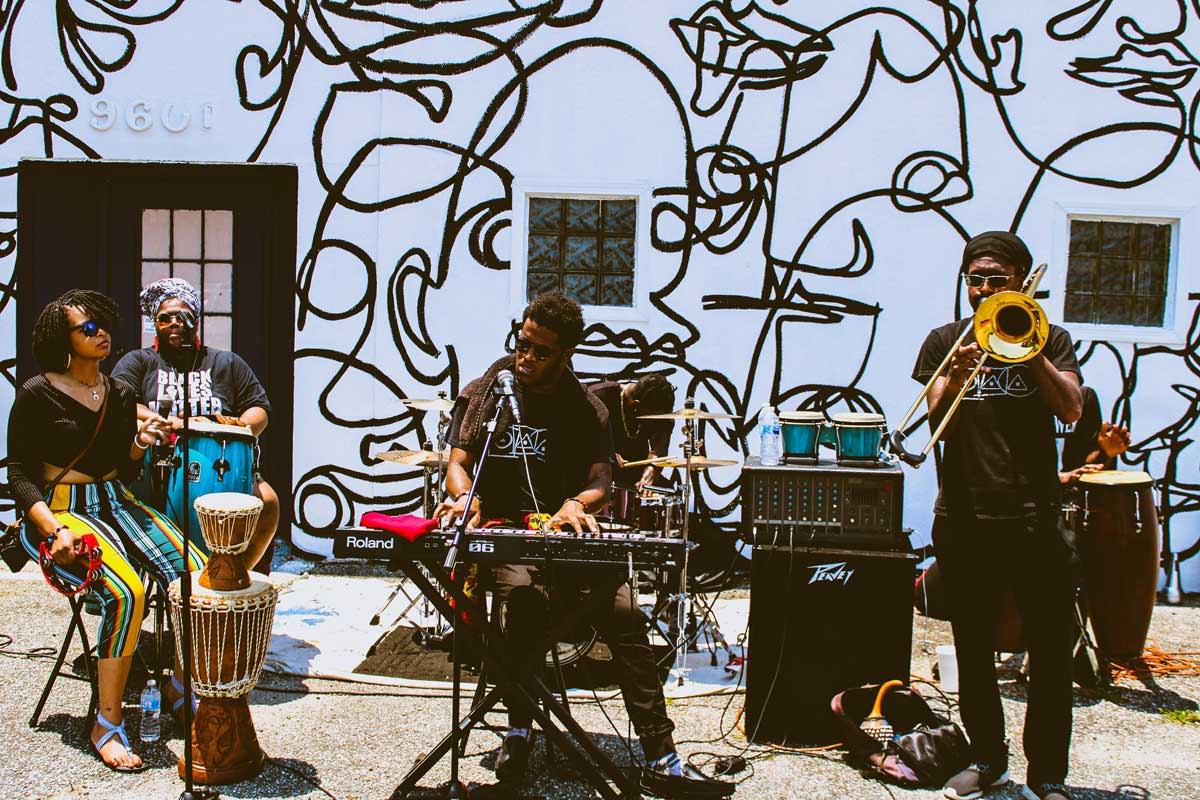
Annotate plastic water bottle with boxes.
[758,404,782,466]
[139,679,161,742]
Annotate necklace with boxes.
[618,387,635,439]
[69,373,103,402]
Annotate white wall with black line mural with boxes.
[0,1,1196,588]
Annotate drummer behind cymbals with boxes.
[910,232,1082,800]
[588,374,676,493]
[1059,385,1131,484]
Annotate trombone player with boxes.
[910,232,1082,800]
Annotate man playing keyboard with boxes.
[434,291,731,799]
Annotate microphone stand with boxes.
[439,392,506,799]
[177,344,217,800]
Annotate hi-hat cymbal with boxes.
[649,456,738,470]
[375,449,448,467]
[639,407,737,421]
[402,397,455,413]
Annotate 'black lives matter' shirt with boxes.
[449,378,612,524]
[112,347,271,419]
[912,319,1081,518]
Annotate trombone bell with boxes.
[973,290,1048,364]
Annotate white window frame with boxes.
[1052,201,1194,345]
[509,178,654,323]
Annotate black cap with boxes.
[961,231,1032,276]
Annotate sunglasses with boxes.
[156,311,194,326]
[70,320,104,337]
[962,273,1013,289]
[514,335,555,361]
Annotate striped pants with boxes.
[20,480,207,659]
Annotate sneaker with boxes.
[494,732,531,783]
[1022,783,1073,800]
[944,761,1011,799]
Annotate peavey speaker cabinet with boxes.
[744,544,918,745]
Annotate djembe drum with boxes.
[169,492,278,784]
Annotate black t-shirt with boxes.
[1061,386,1106,472]
[112,346,270,419]
[448,377,612,523]
[588,380,671,489]
[912,319,1081,518]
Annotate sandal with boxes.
[167,675,198,720]
[90,711,147,773]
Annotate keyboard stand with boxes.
[388,559,639,800]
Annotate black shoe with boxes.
[944,761,1011,799]
[495,734,531,783]
[1022,783,1073,800]
[640,761,734,799]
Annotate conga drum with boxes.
[169,575,278,784]
[170,491,277,784]
[1075,470,1160,660]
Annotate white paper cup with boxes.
[936,644,959,693]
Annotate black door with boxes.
[16,159,297,536]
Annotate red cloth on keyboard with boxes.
[360,512,438,542]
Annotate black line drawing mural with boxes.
[0,1,1194,581]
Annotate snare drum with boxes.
[134,419,256,550]
[780,411,825,460]
[1075,470,1160,660]
[607,484,681,534]
[830,412,887,462]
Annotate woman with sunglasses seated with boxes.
[7,290,207,772]
[112,278,278,578]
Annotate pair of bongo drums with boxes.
[168,492,277,785]
[780,410,889,463]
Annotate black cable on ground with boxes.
[0,632,56,660]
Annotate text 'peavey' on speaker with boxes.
[744,545,918,745]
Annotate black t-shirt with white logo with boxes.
[912,319,1081,518]
[112,346,271,419]
[448,377,612,524]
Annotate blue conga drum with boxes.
[830,412,888,463]
[133,419,256,552]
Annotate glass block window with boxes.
[141,209,234,349]
[526,196,636,307]
[1064,219,1171,327]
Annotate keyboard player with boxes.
[433,291,732,798]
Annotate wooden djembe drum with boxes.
[169,492,278,784]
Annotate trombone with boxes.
[889,263,1049,467]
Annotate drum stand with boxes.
[668,399,700,687]
[368,402,453,640]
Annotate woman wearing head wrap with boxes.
[909,232,1084,800]
[112,278,279,575]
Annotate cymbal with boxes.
[638,407,737,421]
[648,456,738,470]
[375,449,448,467]
[402,397,455,413]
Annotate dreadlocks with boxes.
[32,290,120,372]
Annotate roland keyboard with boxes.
[333,527,692,569]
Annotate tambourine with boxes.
[38,533,103,597]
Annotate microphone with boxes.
[496,369,522,424]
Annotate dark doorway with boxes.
[16,159,297,540]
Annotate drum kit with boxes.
[365,394,746,681]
